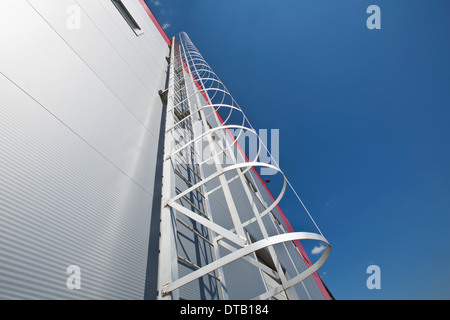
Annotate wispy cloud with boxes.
[162,23,170,30]
[311,244,326,255]
[150,0,162,7]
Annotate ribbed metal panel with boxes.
[0,0,173,299]
[0,73,153,299]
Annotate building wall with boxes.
[0,0,169,299]
[0,0,330,300]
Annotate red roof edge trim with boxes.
[138,0,171,46]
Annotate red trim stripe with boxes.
[138,0,171,45]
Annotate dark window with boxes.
[112,0,143,35]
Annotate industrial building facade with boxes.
[0,0,331,300]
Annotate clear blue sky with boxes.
[146,0,450,299]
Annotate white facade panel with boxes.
[0,0,169,194]
[0,74,153,299]
[0,0,169,299]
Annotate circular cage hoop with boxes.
[170,161,287,233]
[162,231,331,299]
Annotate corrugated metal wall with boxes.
[0,0,169,299]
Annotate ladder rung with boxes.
[174,169,205,198]
[176,217,214,246]
[177,256,221,282]
[175,189,208,219]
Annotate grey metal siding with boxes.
[0,0,169,299]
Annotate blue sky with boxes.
[146,0,450,299]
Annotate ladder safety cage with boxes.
[157,33,331,300]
